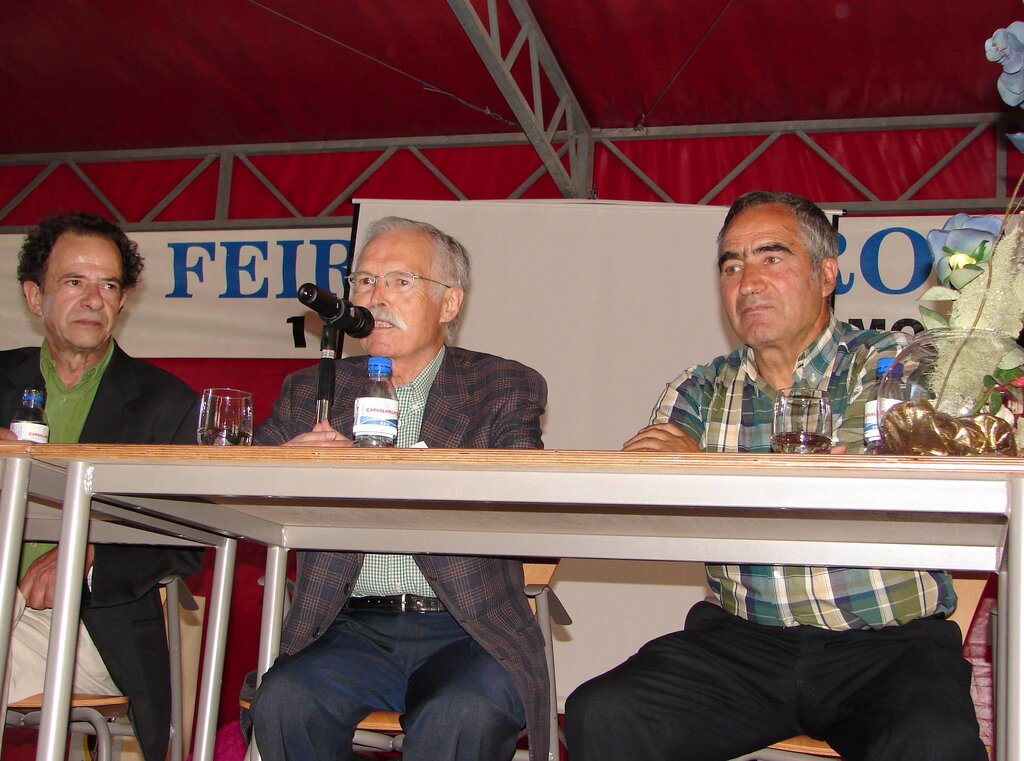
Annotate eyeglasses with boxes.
[346,270,452,294]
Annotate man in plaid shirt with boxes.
[565,191,986,761]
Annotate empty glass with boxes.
[197,388,253,445]
[771,388,832,454]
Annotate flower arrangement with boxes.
[882,205,1024,455]
[920,211,1024,419]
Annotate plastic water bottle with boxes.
[863,358,893,454]
[352,357,398,447]
[10,388,49,443]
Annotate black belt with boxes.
[345,594,447,613]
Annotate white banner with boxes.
[0,227,353,359]
[0,210,950,373]
[834,215,946,335]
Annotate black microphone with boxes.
[297,283,374,338]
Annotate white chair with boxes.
[5,575,199,761]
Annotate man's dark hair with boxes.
[717,190,839,270]
[17,212,144,289]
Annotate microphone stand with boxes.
[315,321,340,423]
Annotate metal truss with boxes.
[0,113,1013,232]
[598,112,1013,214]
[447,0,593,199]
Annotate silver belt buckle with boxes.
[399,594,410,612]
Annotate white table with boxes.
[0,446,232,761]
[15,444,1023,761]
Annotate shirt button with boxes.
[311,627,321,638]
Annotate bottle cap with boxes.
[367,356,392,374]
[22,389,45,405]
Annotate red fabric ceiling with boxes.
[2,0,1020,155]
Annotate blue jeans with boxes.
[250,608,526,761]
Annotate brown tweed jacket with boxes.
[254,346,550,761]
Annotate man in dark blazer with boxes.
[248,217,550,761]
[0,212,202,761]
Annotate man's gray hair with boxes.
[356,216,471,340]
[717,190,838,275]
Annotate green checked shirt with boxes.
[652,316,956,631]
[352,347,445,599]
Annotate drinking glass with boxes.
[197,388,254,445]
[771,388,832,454]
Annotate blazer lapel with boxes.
[420,351,472,447]
[79,345,138,444]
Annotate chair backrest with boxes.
[947,572,988,643]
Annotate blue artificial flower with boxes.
[926,213,1003,288]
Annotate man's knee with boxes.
[569,669,643,723]
[565,675,628,744]
[250,664,315,725]
[842,702,987,761]
[885,705,986,761]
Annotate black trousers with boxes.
[565,601,987,761]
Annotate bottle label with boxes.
[11,421,49,443]
[352,397,399,440]
[863,399,880,442]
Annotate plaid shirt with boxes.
[653,316,956,630]
[352,347,445,598]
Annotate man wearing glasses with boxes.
[247,216,550,761]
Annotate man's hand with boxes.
[283,419,354,447]
[19,545,95,610]
[0,426,18,441]
[622,422,701,453]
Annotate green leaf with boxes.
[1007,385,1024,402]
[918,306,950,330]
[948,264,985,290]
[983,374,997,388]
[989,391,1003,415]
[993,367,1018,384]
[919,286,959,301]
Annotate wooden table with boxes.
[8,444,1022,761]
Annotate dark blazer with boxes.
[254,346,551,761]
[0,343,203,761]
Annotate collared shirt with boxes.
[352,346,445,598]
[653,316,956,630]
[20,340,114,578]
[40,339,113,444]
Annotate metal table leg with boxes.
[36,460,92,761]
[192,537,236,761]
[0,455,31,755]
